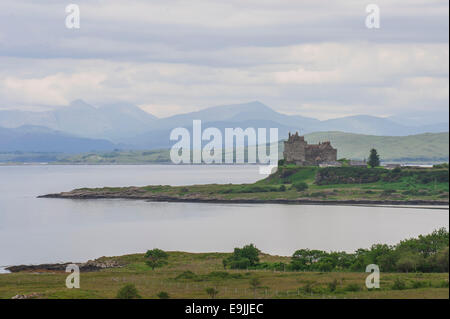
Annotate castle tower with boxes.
[283,131,307,165]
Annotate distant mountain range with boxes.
[0,125,115,153]
[0,100,448,152]
[0,131,448,164]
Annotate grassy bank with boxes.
[1,251,448,299]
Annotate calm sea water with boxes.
[0,165,448,270]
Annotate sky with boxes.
[0,0,448,120]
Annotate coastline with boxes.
[39,192,449,208]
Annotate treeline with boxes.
[223,228,449,273]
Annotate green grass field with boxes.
[0,251,448,299]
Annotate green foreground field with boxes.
[0,252,448,299]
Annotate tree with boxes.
[205,287,219,299]
[396,252,422,273]
[249,277,262,297]
[116,284,141,299]
[434,247,449,272]
[223,244,260,269]
[145,248,169,270]
[368,149,380,168]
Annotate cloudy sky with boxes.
[0,0,448,120]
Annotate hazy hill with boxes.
[0,125,116,153]
[302,131,449,162]
[150,101,319,131]
[0,101,447,148]
[46,131,449,164]
[0,100,157,140]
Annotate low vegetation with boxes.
[220,229,449,273]
[0,230,448,299]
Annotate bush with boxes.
[327,279,338,292]
[206,271,243,280]
[411,280,430,289]
[292,182,308,192]
[205,287,219,299]
[302,281,315,294]
[345,283,361,292]
[381,189,396,196]
[279,185,286,192]
[438,280,449,288]
[392,278,407,290]
[228,257,251,270]
[116,284,141,299]
[175,271,198,280]
[157,291,170,299]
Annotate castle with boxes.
[283,132,337,166]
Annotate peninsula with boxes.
[40,164,449,206]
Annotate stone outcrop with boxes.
[283,132,337,166]
[6,259,122,273]
[11,292,41,299]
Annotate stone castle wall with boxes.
[283,132,337,166]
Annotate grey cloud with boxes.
[0,0,448,120]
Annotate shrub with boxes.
[327,279,338,292]
[157,291,170,299]
[435,280,449,288]
[228,257,251,270]
[279,185,286,192]
[381,189,396,196]
[392,278,407,290]
[205,287,219,299]
[411,280,430,289]
[116,284,141,299]
[249,278,262,297]
[206,271,243,280]
[345,283,361,292]
[309,191,328,198]
[292,182,308,192]
[175,271,198,280]
[302,281,316,294]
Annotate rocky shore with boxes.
[38,189,449,207]
[6,258,122,273]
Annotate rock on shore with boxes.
[6,258,122,273]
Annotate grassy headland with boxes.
[40,165,449,205]
[1,230,448,299]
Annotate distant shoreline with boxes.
[39,192,449,208]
